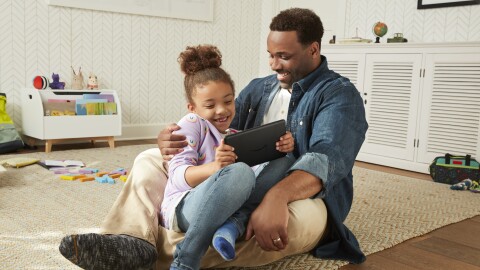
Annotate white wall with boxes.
[3,0,479,140]
[0,0,262,140]
[258,0,480,77]
[343,0,480,42]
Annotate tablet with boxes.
[224,119,287,166]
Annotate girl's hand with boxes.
[276,131,294,153]
[211,139,237,172]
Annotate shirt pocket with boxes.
[290,114,313,154]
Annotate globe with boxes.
[372,22,388,43]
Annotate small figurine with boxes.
[71,66,84,90]
[387,33,408,43]
[87,72,99,90]
[50,73,66,89]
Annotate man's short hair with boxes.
[269,8,324,46]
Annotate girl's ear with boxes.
[187,103,195,113]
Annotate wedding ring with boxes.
[272,237,281,244]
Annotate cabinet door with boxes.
[416,53,480,164]
[324,53,365,94]
[361,54,422,161]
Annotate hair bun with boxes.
[178,45,222,75]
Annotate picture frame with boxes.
[418,0,480,9]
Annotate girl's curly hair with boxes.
[178,45,234,103]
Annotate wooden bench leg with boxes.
[45,140,53,153]
[107,136,115,149]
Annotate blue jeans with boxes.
[172,156,295,270]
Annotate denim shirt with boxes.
[231,56,368,264]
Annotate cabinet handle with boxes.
[413,139,420,147]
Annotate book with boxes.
[0,157,40,168]
[76,98,108,104]
[39,160,85,168]
[82,94,115,102]
[76,102,117,115]
[103,102,117,115]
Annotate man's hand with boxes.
[276,131,294,153]
[245,191,290,251]
[157,123,187,161]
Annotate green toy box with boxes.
[429,154,480,185]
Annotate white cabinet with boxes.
[326,53,366,94]
[21,89,122,152]
[323,43,480,173]
[417,53,480,164]
[361,53,422,161]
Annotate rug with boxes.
[0,145,479,269]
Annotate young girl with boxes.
[161,45,294,270]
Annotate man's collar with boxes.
[293,55,327,93]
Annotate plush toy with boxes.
[71,66,84,90]
[87,72,99,90]
[50,73,66,89]
[33,76,49,90]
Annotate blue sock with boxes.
[212,221,239,261]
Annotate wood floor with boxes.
[10,139,480,269]
[346,162,480,270]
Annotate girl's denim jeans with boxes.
[172,156,295,270]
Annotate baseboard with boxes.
[356,152,430,174]
[117,123,166,140]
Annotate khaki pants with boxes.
[100,148,327,269]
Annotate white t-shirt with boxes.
[254,87,292,175]
[262,88,291,125]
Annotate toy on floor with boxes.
[450,179,472,190]
[58,167,128,184]
[50,73,66,89]
[450,178,480,193]
[469,181,480,193]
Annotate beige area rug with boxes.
[1,145,479,269]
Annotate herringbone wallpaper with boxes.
[344,0,480,42]
[0,0,262,134]
[1,0,479,138]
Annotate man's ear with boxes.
[187,103,195,113]
[311,42,320,56]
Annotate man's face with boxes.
[267,31,317,90]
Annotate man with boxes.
[59,8,367,269]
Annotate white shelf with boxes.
[21,88,122,152]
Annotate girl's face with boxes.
[187,81,235,134]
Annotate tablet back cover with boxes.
[225,120,286,166]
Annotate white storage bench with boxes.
[21,88,122,152]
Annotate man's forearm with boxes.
[267,170,323,203]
